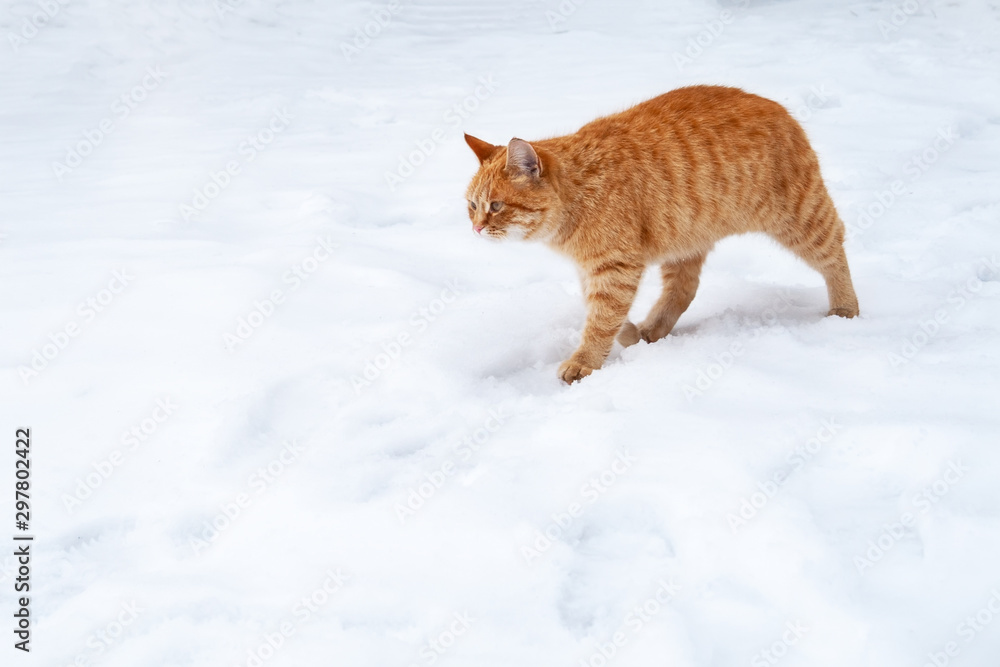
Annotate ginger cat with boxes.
[463,85,859,384]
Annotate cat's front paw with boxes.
[558,358,596,384]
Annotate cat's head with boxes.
[463,134,560,242]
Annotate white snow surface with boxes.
[2,1,1000,666]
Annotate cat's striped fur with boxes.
[464,85,859,383]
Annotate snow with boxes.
[2,0,999,666]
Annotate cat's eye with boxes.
[469,201,477,210]
[490,201,503,212]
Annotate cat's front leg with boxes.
[558,263,643,383]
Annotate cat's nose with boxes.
[473,225,484,234]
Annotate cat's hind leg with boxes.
[618,253,706,346]
[816,244,859,318]
[617,321,641,347]
[774,195,859,318]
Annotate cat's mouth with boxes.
[475,224,530,241]
[474,225,507,240]
[486,227,529,241]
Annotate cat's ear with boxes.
[506,138,541,179]
[464,133,500,164]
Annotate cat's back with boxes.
[547,85,823,257]
[581,85,797,143]
[641,85,782,118]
